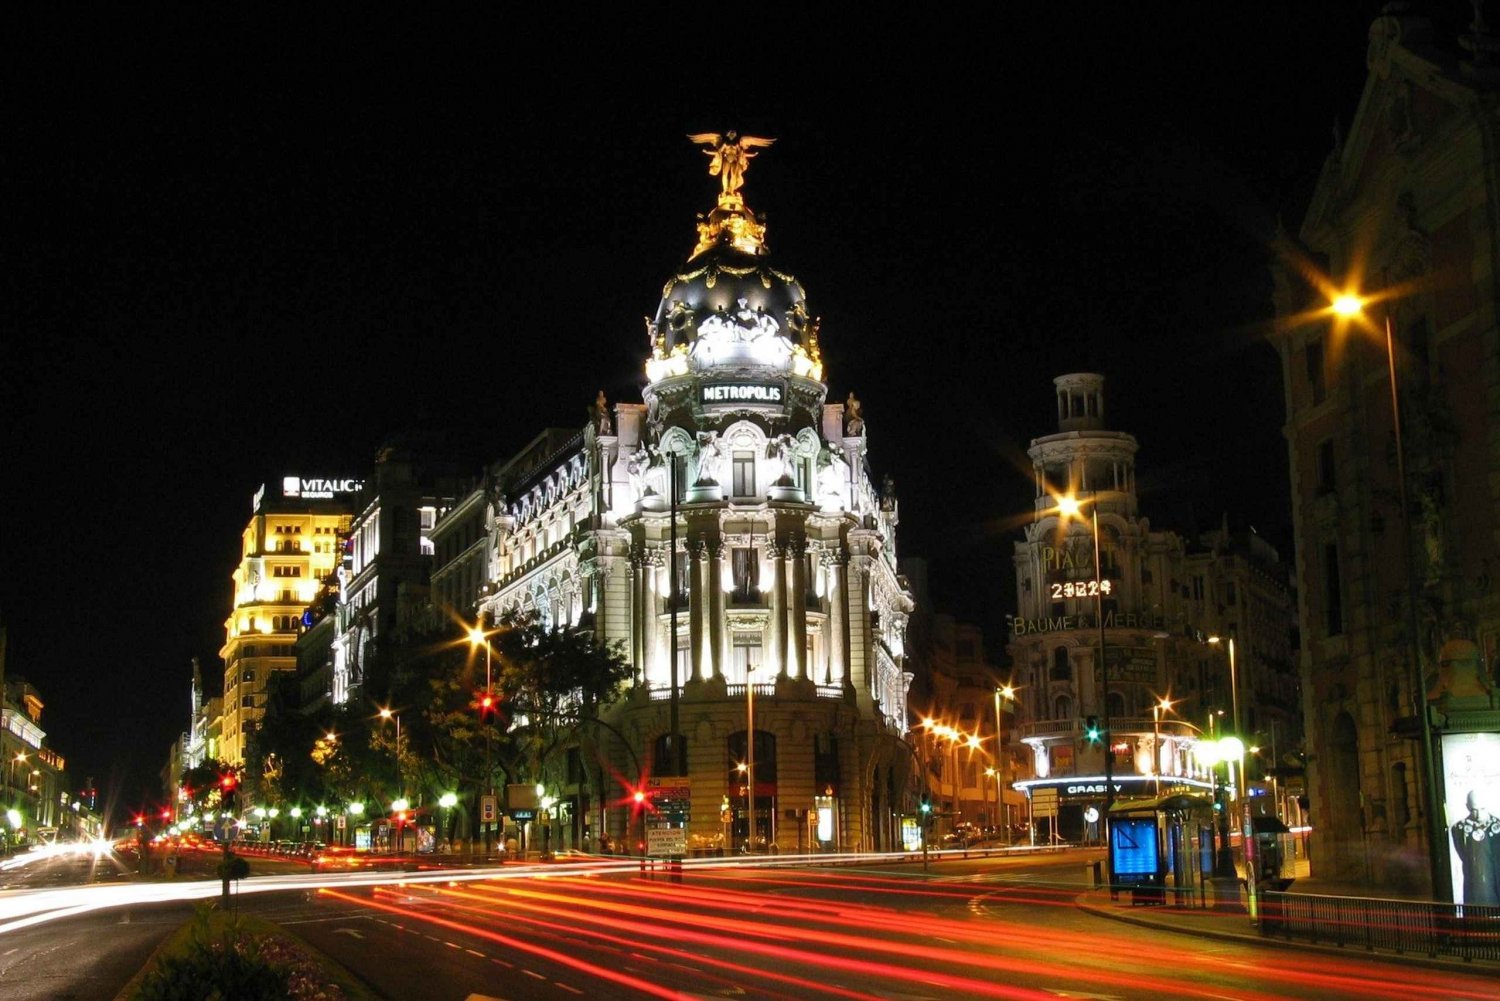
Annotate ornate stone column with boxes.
[630,546,646,676]
[708,538,726,679]
[825,550,848,687]
[644,547,662,686]
[688,537,706,681]
[770,541,788,678]
[789,537,807,680]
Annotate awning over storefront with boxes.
[1108,793,1213,814]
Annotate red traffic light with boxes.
[220,774,237,790]
[160,808,172,820]
[134,814,145,826]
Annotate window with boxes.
[731,548,758,602]
[242,670,254,683]
[240,696,255,708]
[1224,582,1237,606]
[732,451,756,497]
[1306,337,1326,405]
[1324,541,1344,636]
[1050,647,1072,681]
[1316,440,1335,494]
[731,632,762,683]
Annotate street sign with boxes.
[647,827,686,857]
[480,795,498,823]
[335,815,346,830]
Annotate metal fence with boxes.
[1259,891,1500,962]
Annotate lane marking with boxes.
[556,984,584,995]
[446,940,462,949]
[491,957,514,968]
[523,969,547,980]
[466,948,485,957]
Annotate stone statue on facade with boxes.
[695,432,723,485]
[844,392,865,435]
[590,390,613,436]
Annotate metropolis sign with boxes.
[700,381,783,406]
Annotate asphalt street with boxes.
[0,851,1490,1000]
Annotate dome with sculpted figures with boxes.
[644,132,823,385]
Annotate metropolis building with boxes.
[433,138,915,853]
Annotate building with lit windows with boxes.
[1006,374,1293,843]
[218,478,357,764]
[435,139,915,853]
[1270,8,1500,896]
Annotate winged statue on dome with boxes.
[687,131,776,198]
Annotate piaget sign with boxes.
[700,381,783,405]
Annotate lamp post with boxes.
[994,685,1015,843]
[1152,697,1174,796]
[469,624,496,853]
[1058,493,1113,889]
[1330,290,1446,900]
[378,708,401,850]
[743,662,765,853]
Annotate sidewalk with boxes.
[1074,877,1499,975]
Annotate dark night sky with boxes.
[3,6,1402,817]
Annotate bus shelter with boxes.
[1109,792,1215,907]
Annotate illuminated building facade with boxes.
[219,479,355,764]
[1007,374,1269,841]
[438,138,915,852]
[1271,9,1500,893]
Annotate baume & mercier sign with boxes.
[1010,611,1168,636]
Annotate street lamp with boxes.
[994,685,1016,843]
[469,622,497,853]
[743,662,768,853]
[1151,697,1174,796]
[1329,288,1446,900]
[378,708,402,796]
[1058,492,1114,888]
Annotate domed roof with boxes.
[643,133,823,384]
[652,241,809,341]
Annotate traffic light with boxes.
[918,795,931,815]
[220,774,237,792]
[1085,716,1101,742]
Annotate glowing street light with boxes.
[1056,490,1115,890]
[1321,284,1446,900]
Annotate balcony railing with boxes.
[1019,716,1201,740]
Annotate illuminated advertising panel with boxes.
[1110,816,1160,881]
[1440,731,1500,908]
[282,476,364,499]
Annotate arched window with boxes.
[1053,695,1072,720]
[1050,647,1072,681]
[652,733,688,777]
[1106,692,1126,719]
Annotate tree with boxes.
[491,609,632,842]
[179,759,241,817]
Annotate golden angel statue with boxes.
[687,130,775,198]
